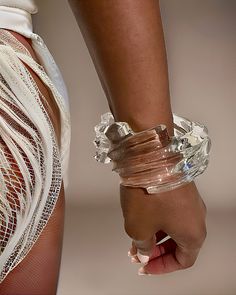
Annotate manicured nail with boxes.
[137,251,149,264]
[128,250,133,257]
[138,267,149,276]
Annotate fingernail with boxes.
[131,256,140,263]
[138,267,149,276]
[128,250,133,257]
[137,250,149,264]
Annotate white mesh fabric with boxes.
[0,29,69,282]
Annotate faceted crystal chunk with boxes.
[93,111,211,193]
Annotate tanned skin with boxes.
[0,30,65,295]
[68,0,207,275]
[0,1,207,293]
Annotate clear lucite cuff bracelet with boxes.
[93,112,211,194]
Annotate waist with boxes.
[0,6,33,38]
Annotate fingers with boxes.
[129,231,172,263]
[123,182,207,275]
[130,237,206,275]
[128,236,157,264]
[129,228,205,275]
[129,230,168,256]
[138,242,200,275]
[138,226,206,275]
[139,251,182,275]
[133,235,156,263]
[126,230,157,263]
[121,185,163,263]
[149,237,176,261]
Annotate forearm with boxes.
[68,0,174,135]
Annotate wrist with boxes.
[112,109,174,136]
[94,111,211,194]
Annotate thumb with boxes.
[133,235,156,263]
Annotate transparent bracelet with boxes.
[93,112,211,194]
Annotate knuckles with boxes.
[187,224,207,249]
[124,221,144,240]
[124,221,154,241]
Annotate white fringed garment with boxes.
[0,27,71,282]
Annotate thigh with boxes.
[0,30,65,295]
[0,188,65,295]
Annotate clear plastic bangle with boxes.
[93,112,211,194]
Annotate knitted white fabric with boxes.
[0,29,70,282]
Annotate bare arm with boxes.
[68,0,174,135]
[69,0,207,275]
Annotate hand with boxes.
[120,181,207,275]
